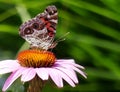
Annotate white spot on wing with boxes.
[50,19,57,23]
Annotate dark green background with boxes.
[0,0,120,92]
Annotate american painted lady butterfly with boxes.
[19,5,58,50]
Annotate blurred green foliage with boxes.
[0,0,120,92]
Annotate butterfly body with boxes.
[19,5,58,50]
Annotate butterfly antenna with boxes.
[54,32,70,43]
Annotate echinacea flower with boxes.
[0,49,86,92]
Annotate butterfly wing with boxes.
[19,5,58,50]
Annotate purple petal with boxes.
[55,67,78,84]
[73,63,85,69]
[21,68,36,82]
[57,59,75,63]
[0,60,20,74]
[72,66,87,78]
[35,68,49,80]
[60,63,86,78]
[55,59,87,78]
[55,69,76,87]
[56,59,84,69]
[2,67,24,91]
[47,68,63,88]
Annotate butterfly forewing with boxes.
[19,5,58,50]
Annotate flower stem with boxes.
[27,76,44,92]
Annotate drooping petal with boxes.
[35,68,49,80]
[62,64,86,78]
[21,68,36,82]
[57,59,75,63]
[72,63,85,69]
[0,60,20,74]
[55,68,76,87]
[54,67,78,84]
[71,66,87,78]
[2,67,24,91]
[47,68,63,88]
[55,59,87,78]
[56,59,84,69]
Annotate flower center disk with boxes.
[17,50,56,67]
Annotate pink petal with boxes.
[55,67,78,84]
[55,62,80,71]
[72,66,87,78]
[2,67,24,91]
[55,69,76,87]
[0,60,20,74]
[55,59,87,78]
[73,63,85,69]
[21,68,36,82]
[47,68,63,88]
[56,59,84,69]
[57,59,75,63]
[35,68,49,80]
[0,60,19,66]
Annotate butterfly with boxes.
[19,5,58,50]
